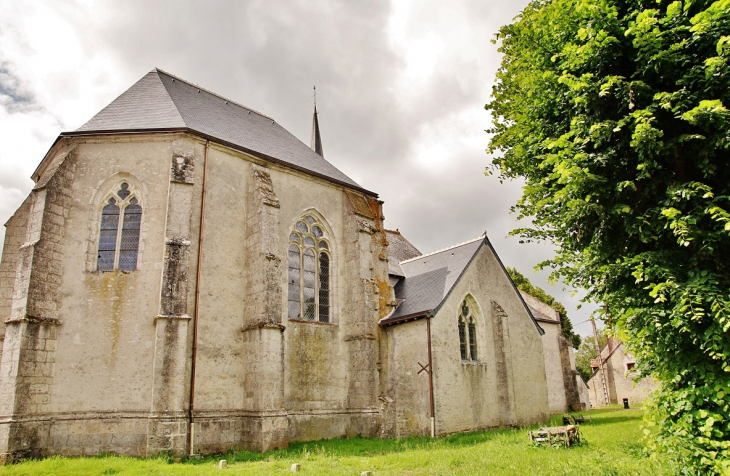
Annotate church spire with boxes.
[311,86,324,157]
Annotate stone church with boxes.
[0,69,556,460]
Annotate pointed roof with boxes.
[67,68,365,192]
[379,235,544,335]
[311,105,324,157]
[388,237,483,322]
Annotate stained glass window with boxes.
[97,198,119,271]
[287,245,301,319]
[287,214,331,323]
[319,253,330,322]
[459,299,478,361]
[97,183,142,271]
[469,318,477,360]
[459,317,467,360]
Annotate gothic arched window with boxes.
[287,215,331,322]
[97,183,142,271]
[459,300,477,361]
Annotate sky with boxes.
[0,0,601,338]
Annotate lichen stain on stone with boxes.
[87,271,132,368]
[288,323,338,404]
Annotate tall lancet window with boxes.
[97,183,142,271]
[458,300,477,361]
[287,215,331,322]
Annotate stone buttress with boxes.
[237,164,288,452]
[146,139,198,456]
[342,191,391,436]
[0,151,76,461]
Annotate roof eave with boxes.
[378,310,431,327]
[50,128,378,198]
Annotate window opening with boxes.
[287,214,332,323]
[458,317,467,360]
[303,248,316,320]
[319,253,330,322]
[97,182,142,271]
[469,318,477,360]
[98,198,120,271]
[459,299,478,361]
[287,244,301,319]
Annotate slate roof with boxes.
[69,68,364,191]
[379,235,544,335]
[385,229,422,263]
[387,259,405,278]
[386,237,484,321]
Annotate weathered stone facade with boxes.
[0,69,555,460]
[379,242,551,437]
[520,291,586,413]
[0,131,398,460]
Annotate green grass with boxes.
[0,408,675,475]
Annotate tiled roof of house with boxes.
[72,68,363,191]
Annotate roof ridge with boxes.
[153,67,275,121]
[399,236,485,265]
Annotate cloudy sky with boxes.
[0,0,601,337]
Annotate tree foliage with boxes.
[575,327,608,382]
[487,0,730,472]
[506,267,581,348]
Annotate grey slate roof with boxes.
[387,259,405,278]
[380,235,545,335]
[73,68,361,190]
[388,237,484,320]
[385,229,422,263]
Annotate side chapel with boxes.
[0,69,554,460]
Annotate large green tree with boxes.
[506,267,581,348]
[487,0,730,472]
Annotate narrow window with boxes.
[97,198,120,271]
[319,253,330,322]
[459,300,477,361]
[96,182,142,271]
[288,215,331,323]
[459,317,467,360]
[302,248,316,320]
[119,198,142,271]
[287,244,301,319]
[469,318,477,360]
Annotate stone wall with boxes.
[380,319,431,437]
[0,197,32,352]
[540,321,568,414]
[430,242,549,435]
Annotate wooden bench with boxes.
[529,425,579,447]
[562,413,592,425]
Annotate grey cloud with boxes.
[0,63,42,113]
[0,0,603,337]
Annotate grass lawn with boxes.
[0,407,675,475]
